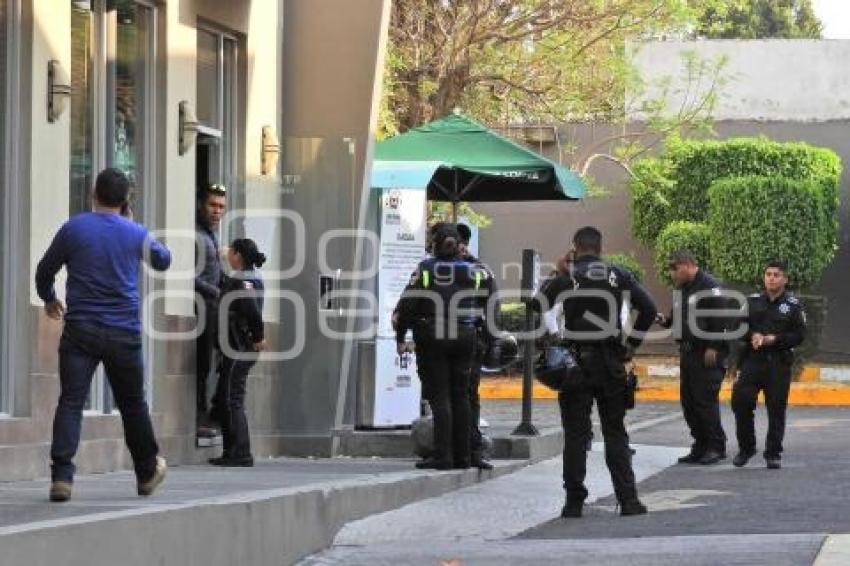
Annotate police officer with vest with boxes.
[395,224,495,470]
[731,260,806,469]
[535,226,656,518]
[457,223,497,470]
[657,250,730,465]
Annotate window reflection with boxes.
[111,0,151,221]
[70,1,94,217]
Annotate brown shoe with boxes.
[49,481,73,502]
[137,456,167,496]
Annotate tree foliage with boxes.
[693,0,823,39]
[382,1,722,137]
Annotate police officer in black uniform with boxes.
[657,250,729,465]
[209,238,266,467]
[731,260,806,469]
[535,226,656,518]
[393,222,447,422]
[457,223,497,470]
[395,224,495,470]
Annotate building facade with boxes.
[0,0,390,481]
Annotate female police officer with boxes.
[394,224,495,470]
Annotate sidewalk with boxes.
[481,356,850,405]
[0,401,679,566]
[0,456,525,566]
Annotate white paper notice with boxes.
[377,189,428,338]
[372,188,427,426]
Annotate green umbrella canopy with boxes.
[374,113,586,202]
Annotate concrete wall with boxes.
[276,0,390,442]
[628,40,850,122]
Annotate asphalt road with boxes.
[304,403,850,566]
[523,405,850,539]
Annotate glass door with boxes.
[196,26,240,240]
[70,0,156,412]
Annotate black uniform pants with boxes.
[469,329,488,460]
[731,353,792,459]
[418,326,476,467]
[414,340,433,405]
[196,306,218,418]
[558,345,637,505]
[215,353,258,459]
[680,348,727,455]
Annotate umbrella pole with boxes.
[452,169,460,223]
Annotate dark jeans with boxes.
[51,322,159,483]
[214,353,257,458]
[418,326,476,467]
[196,306,218,418]
[680,349,727,455]
[558,344,637,505]
[732,353,793,459]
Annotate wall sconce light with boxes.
[47,60,72,123]
[179,100,199,156]
[261,125,280,175]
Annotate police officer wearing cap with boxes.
[657,250,730,465]
[456,223,497,470]
[731,260,806,469]
[395,224,496,470]
[535,226,656,518]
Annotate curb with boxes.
[1,461,526,566]
[814,534,850,566]
[480,378,850,406]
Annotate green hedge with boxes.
[629,159,674,246]
[603,252,646,283]
[629,137,841,287]
[654,221,712,287]
[665,137,841,225]
[708,176,831,288]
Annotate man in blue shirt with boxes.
[35,168,171,502]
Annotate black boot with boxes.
[561,498,583,518]
[620,500,648,516]
[415,458,452,470]
[209,455,254,467]
[697,450,722,465]
[732,450,756,467]
[677,451,702,464]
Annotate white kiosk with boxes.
[358,161,443,428]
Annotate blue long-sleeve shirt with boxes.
[35,212,172,332]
